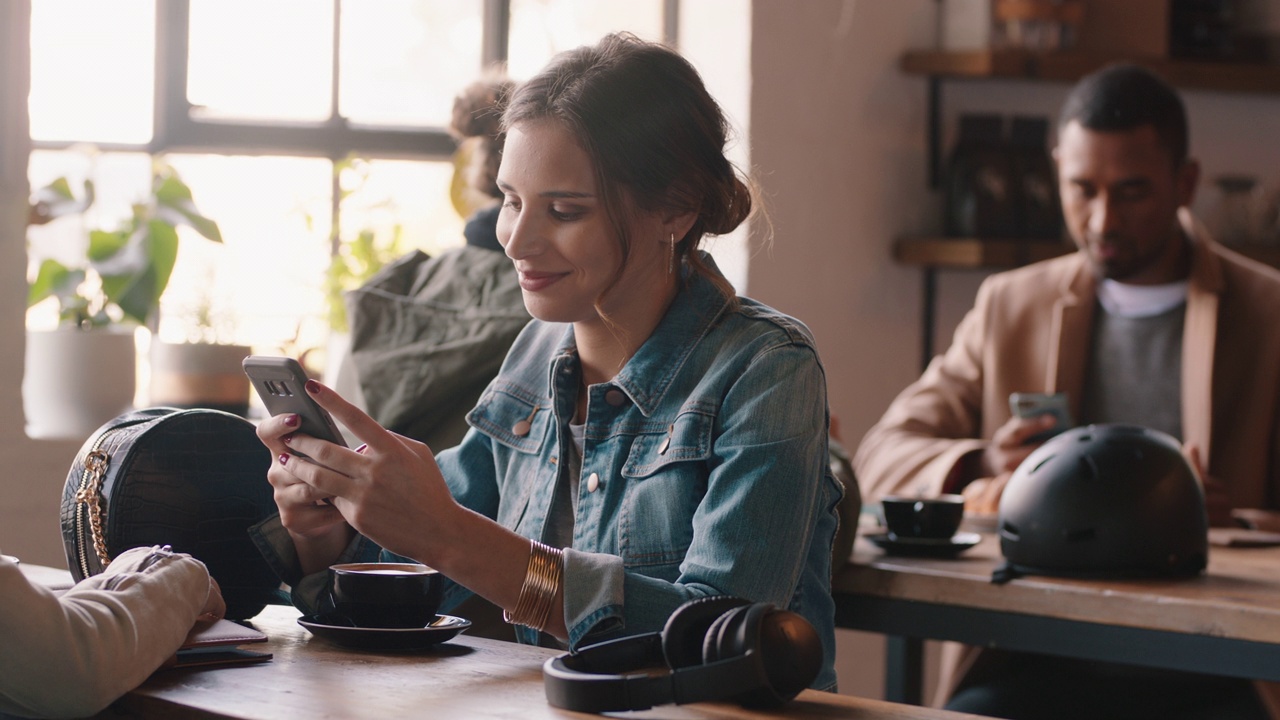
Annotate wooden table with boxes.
[16,564,990,720]
[833,531,1280,704]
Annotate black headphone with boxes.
[542,595,822,713]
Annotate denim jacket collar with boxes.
[539,254,731,418]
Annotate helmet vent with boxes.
[1065,527,1097,543]
[1000,521,1021,540]
[1030,455,1054,474]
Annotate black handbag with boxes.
[59,407,281,619]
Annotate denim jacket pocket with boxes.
[468,384,553,533]
[468,381,552,454]
[618,406,714,573]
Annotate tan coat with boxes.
[0,547,210,718]
[853,212,1280,713]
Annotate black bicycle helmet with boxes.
[997,424,1208,579]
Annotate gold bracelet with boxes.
[503,540,564,631]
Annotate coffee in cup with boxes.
[328,562,443,628]
[880,494,965,540]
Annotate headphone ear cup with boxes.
[661,595,749,669]
[700,605,748,664]
[754,608,823,704]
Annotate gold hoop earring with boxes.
[668,233,676,276]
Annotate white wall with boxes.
[0,0,83,569]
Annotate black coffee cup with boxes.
[328,562,443,629]
[881,495,965,540]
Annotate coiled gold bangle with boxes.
[503,540,564,632]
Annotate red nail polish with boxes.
[282,433,293,445]
[278,453,289,466]
[306,379,321,394]
[284,414,299,427]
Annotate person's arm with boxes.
[0,546,217,719]
[853,287,993,502]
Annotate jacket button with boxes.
[605,389,626,406]
[512,420,531,437]
[587,472,600,493]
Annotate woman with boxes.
[252,32,840,691]
[1,547,224,718]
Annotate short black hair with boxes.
[1058,63,1189,166]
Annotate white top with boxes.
[1097,278,1189,319]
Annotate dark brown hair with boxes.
[502,32,752,307]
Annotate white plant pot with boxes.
[23,327,138,441]
[149,341,253,416]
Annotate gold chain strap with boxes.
[75,450,112,569]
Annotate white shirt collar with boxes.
[1096,278,1189,318]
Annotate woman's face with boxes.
[495,119,670,328]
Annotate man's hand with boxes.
[961,471,1012,515]
[981,414,1058,477]
[957,415,1058,515]
[1185,444,1234,527]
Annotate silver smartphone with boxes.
[242,355,348,448]
[1008,392,1072,443]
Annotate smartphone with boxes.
[243,356,348,449]
[1008,392,1072,443]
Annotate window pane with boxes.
[680,0,751,294]
[28,0,154,144]
[187,0,334,122]
[156,155,334,354]
[154,156,461,369]
[340,1,484,127]
[507,0,664,80]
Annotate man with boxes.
[854,64,1280,719]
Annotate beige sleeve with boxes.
[853,279,994,502]
[0,546,209,718]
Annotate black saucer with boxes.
[298,614,471,651]
[865,531,982,558]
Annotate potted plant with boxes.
[148,265,254,417]
[24,159,222,439]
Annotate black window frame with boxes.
[32,0,680,163]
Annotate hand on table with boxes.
[1184,444,1234,527]
[961,471,1012,516]
[959,415,1057,515]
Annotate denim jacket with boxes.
[252,260,841,691]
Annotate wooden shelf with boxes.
[895,236,1280,271]
[894,237,1074,269]
[901,49,1280,96]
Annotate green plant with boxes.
[27,160,222,329]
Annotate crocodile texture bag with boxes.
[60,407,280,619]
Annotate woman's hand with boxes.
[275,380,463,564]
[257,411,348,540]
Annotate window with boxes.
[26,0,750,401]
